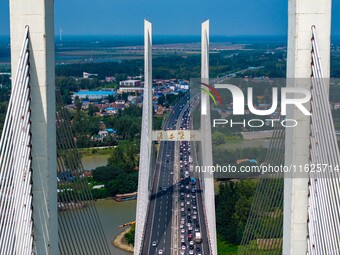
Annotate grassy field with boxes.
[217,238,239,255]
[215,137,270,150]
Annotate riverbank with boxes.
[78,146,115,156]
[112,227,134,253]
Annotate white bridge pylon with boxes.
[134,20,218,255]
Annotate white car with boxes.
[180,250,185,255]
[189,250,194,255]
[152,241,157,247]
[181,229,185,233]
[158,249,163,254]
[180,224,184,229]
[186,201,191,205]
[189,240,194,245]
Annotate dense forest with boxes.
[90,140,140,199]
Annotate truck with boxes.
[195,232,202,244]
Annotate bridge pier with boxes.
[284,0,331,254]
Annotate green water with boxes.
[80,155,137,254]
[96,199,136,255]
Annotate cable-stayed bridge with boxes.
[1,0,339,254]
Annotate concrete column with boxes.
[10,0,57,254]
[201,20,218,255]
[134,19,153,255]
[284,0,331,254]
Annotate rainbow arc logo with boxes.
[200,82,223,106]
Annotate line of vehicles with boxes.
[178,105,203,255]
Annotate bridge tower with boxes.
[134,19,153,255]
[284,0,331,254]
[201,20,218,255]
[9,0,57,254]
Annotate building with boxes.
[119,79,141,87]
[83,72,98,79]
[72,90,116,102]
[118,87,144,94]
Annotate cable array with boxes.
[238,122,285,255]
[308,26,340,255]
[55,89,111,255]
[0,27,33,254]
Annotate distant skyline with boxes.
[1,0,340,37]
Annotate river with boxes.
[81,154,137,255]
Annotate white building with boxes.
[119,79,141,87]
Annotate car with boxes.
[189,240,194,245]
[196,247,201,252]
[193,215,197,220]
[181,229,185,233]
[181,245,186,250]
[186,201,190,205]
[180,250,185,255]
[195,228,200,232]
[181,238,185,243]
[180,224,184,229]
[152,241,157,247]
[189,245,194,250]
[181,202,185,206]
[189,250,194,255]
[181,208,185,212]
[158,249,163,254]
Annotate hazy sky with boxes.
[0,0,340,36]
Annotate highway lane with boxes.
[142,94,210,255]
[142,96,188,255]
[176,101,210,255]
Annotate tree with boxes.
[92,165,125,183]
[212,132,225,145]
[74,96,82,111]
[88,104,99,116]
